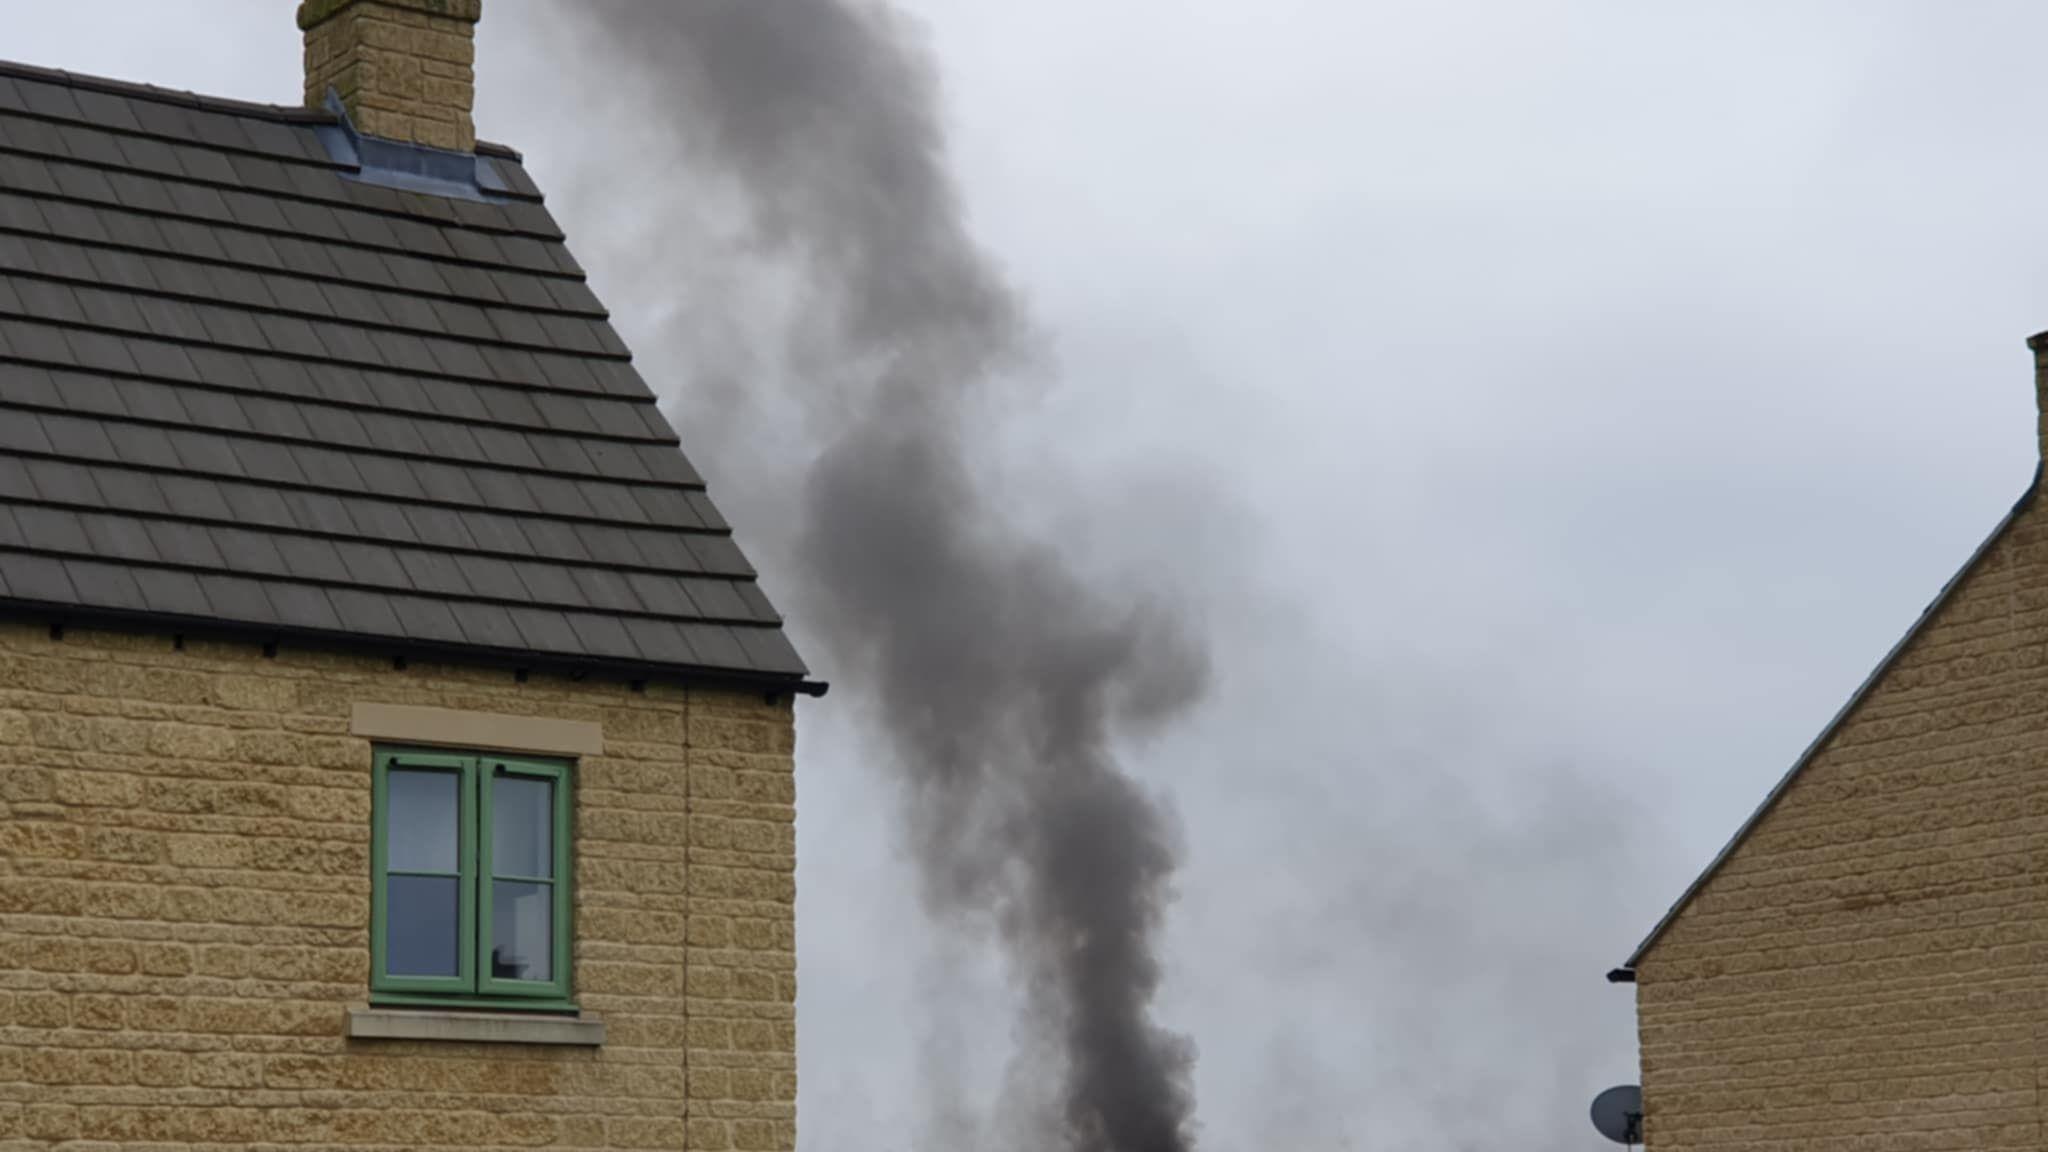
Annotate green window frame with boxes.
[371,747,574,1011]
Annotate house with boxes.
[1609,348,2048,1141]
[0,1,816,1147]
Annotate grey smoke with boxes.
[561,3,1207,1150]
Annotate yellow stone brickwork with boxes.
[1634,484,2048,1145]
[0,619,797,1150]
[300,0,481,152]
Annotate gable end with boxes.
[1610,465,2041,979]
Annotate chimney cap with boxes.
[298,0,481,30]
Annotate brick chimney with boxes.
[298,0,481,153]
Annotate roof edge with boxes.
[0,58,330,122]
[0,599,828,699]
[0,57,522,160]
[1612,463,2041,978]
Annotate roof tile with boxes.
[220,482,292,527]
[391,594,465,644]
[86,467,168,516]
[16,505,92,552]
[287,489,358,537]
[0,457,31,501]
[172,145,236,185]
[81,512,160,563]
[630,620,699,666]
[210,526,288,576]
[158,475,233,520]
[145,519,226,568]
[451,601,522,649]
[401,550,472,597]
[40,200,110,244]
[2,113,67,156]
[105,424,183,470]
[63,329,140,375]
[138,566,210,616]
[0,154,58,196]
[64,557,148,611]
[265,581,342,631]
[4,551,76,601]
[85,248,157,292]
[197,573,275,623]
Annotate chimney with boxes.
[2033,330,2048,467]
[298,0,481,153]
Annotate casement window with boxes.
[371,746,573,1009]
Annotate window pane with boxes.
[490,880,552,982]
[387,769,459,873]
[386,875,460,976]
[492,773,554,879]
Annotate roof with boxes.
[1610,467,2038,980]
[0,59,816,693]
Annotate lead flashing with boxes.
[315,88,512,202]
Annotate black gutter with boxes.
[0,598,828,699]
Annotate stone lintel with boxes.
[350,702,603,757]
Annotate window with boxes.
[371,747,573,1009]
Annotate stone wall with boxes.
[0,618,797,1150]
[1634,487,2048,1146]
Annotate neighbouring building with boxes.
[0,2,817,1148]
[1610,345,2048,1142]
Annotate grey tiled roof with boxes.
[0,60,812,690]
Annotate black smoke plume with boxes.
[561,4,1207,1150]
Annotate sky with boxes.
[12,2,2048,1148]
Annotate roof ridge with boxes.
[0,58,327,123]
[0,58,522,159]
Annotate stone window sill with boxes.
[345,1005,605,1046]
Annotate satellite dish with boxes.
[1589,1085,1643,1146]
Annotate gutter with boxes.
[0,598,829,699]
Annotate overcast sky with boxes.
[14,3,2048,1148]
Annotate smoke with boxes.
[557,3,1207,1149]
[488,3,1681,1148]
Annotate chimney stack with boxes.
[2032,330,2048,467]
[298,0,481,153]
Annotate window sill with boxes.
[345,1004,605,1046]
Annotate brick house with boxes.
[0,2,816,1148]
[1609,347,2048,1142]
